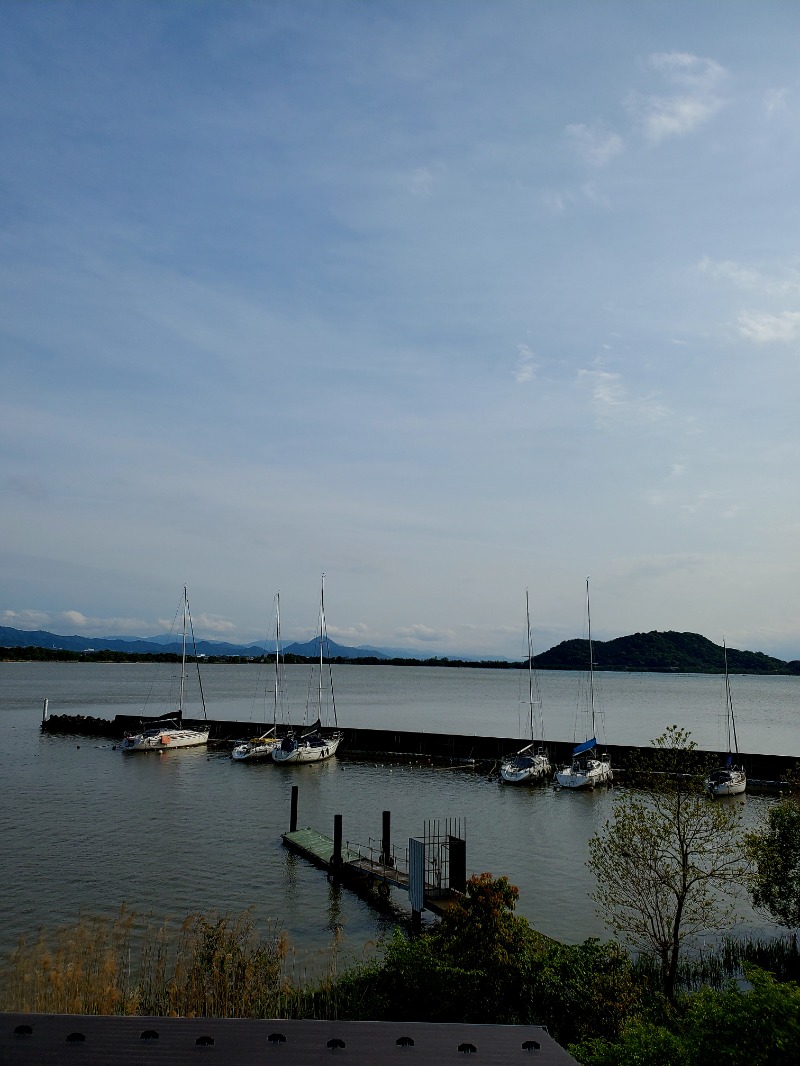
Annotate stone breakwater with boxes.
[39,713,798,791]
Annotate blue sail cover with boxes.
[572,737,597,756]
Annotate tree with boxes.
[587,726,747,1000]
[745,799,800,928]
[573,967,800,1066]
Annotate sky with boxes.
[2,1,800,660]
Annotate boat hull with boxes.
[232,741,279,762]
[705,768,746,797]
[555,757,613,790]
[120,728,209,752]
[272,733,342,764]
[231,732,279,762]
[500,752,551,784]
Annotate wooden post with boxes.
[332,814,343,872]
[42,698,49,722]
[381,810,392,867]
[290,785,298,833]
[448,835,467,893]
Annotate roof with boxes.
[2,1013,579,1064]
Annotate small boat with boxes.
[232,593,284,763]
[272,576,343,766]
[231,727,279,763]
[555,579,612,790]
[705,640,746,797]
[500,590,551,784]
[120,715,210,752]
[119,587,210,753]
[273,720,342,764]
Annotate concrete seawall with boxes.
[40,712,799,790]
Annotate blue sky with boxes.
[2,1,800,659]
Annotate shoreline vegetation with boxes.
[3,890,800,1063]
[2,627,800,674]
[6,734,800,1061]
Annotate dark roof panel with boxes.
[2,1013,579,1064]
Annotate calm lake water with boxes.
[1,661,798,969]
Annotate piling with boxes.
[290,785,298,833]
[42,698,49,722]
[381,810,392,867]
[332,814,343,873]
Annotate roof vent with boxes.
[327,1037,346,1049]
[196,1034,215,1046]
[14,1024,33,1037]
[66,1032,86,1043]
[458,1042,477,1054]
[396,1035,415,1047]
[268,1032,287,1044]
[140,1029,159,1041]
[522,1040,541,1052]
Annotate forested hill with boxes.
[536,630,800,674]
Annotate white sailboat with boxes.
[272,576,343,765]
[500,590,551,784]
[232,592,283,763]
[554,579,612,790]
[705,640,746,797]
[119,587,210,752]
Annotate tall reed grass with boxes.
[1,907,350,1018]
[632,931,800,993]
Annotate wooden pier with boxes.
[282,789,465,921]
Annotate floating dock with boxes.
[282,791,465,921]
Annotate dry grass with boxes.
[1,907,348,1018]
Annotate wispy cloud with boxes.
[765,87,789,116]
[1,608,154,635]
[578,367,670,429]
[737,310,800,343]
[514,344,537,383]
[628,52,727,142]
[565,123,624,167]
[699,256,800,298]
[395,623,454,643]
[699,257,800,342]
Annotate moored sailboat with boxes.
[272,576,343,765]
[232,592,284,763]
[705,640,746,797]
[500,590,551,784]
[119,587,210,752]
[554,579,612,790]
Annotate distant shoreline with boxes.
[3,642,800,675]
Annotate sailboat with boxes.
[705,640,746,797]
[272,576,343,765]
[500,590,551,784]
[554,579,612,790]
[231,592,283,762]
[119,587,210,752]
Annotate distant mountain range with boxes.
[1,624,799,673]
[0,625,390,660]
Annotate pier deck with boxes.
[281,828,460,917]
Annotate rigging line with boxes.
[141,599,182,714]
[185,588,208,721]
[321,574,338,728]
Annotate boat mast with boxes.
[320,573,338,728]
[526,589,534,742]
[179,585,187,718]
[586,577,595,740]
[319,576,324,723]
[723,639,739,755]
[274,592,281,727]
